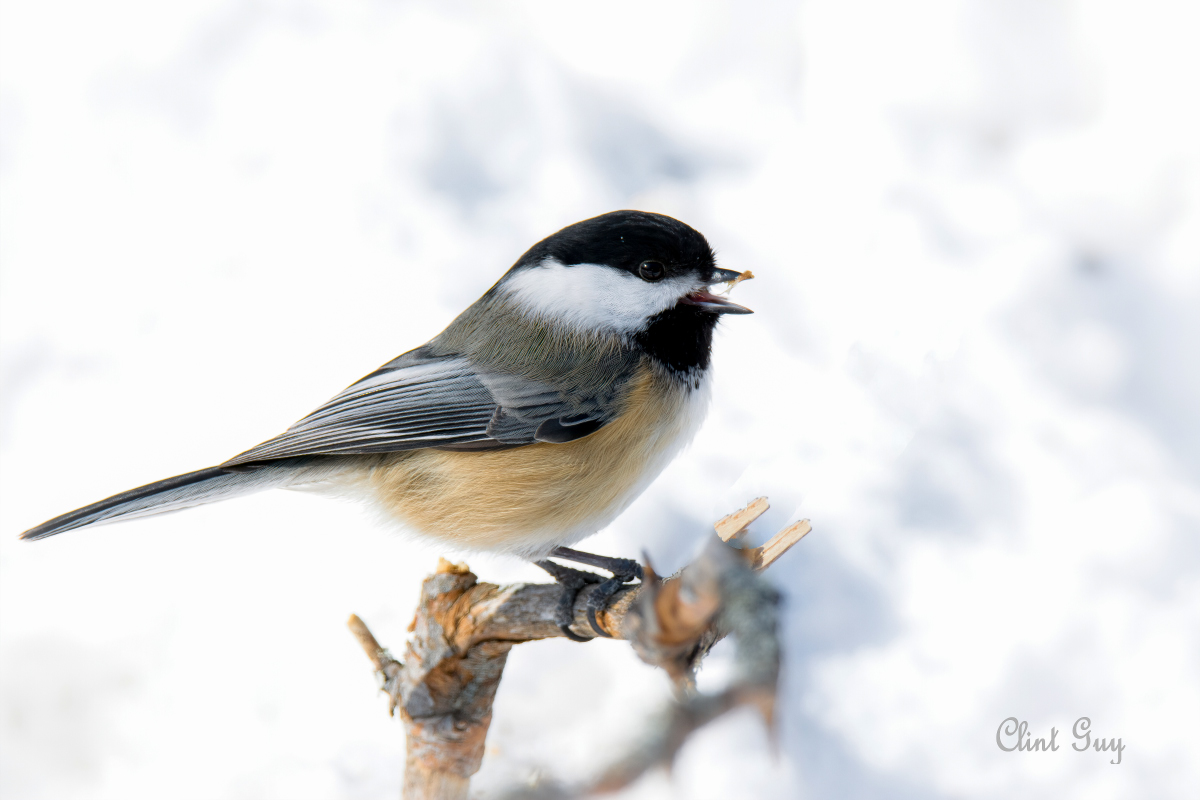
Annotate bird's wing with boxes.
[220,350,623,468]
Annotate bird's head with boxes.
[497,210,751,337]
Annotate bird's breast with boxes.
[362,363,710,557]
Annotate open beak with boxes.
[680,268,754,314]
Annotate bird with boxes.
[20,210,752,638]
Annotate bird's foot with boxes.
[546,546,644,639]
[534,559,603,641]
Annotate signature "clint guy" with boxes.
[996,717,1124,765]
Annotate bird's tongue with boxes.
[679,289,754,315]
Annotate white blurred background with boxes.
[1,1,1197,798]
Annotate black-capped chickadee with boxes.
[21,210,751,636]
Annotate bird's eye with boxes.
[638,260,665,282]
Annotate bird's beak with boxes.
[709,267,746,284]
[681,268,754,314]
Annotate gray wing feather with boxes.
[221,352,623,468]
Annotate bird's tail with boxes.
[19,458,344,541]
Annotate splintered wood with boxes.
[715,496,812,570]
[714,496,770,540]
[752,518,812,570]
[348,497,811,799]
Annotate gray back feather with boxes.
[221,294,643,468]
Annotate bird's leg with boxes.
[534,559,603,642]
[548,546,644,638]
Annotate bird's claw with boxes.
[541,548,644,639]
[534,559,603,641]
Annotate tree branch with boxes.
[348,498,809,798]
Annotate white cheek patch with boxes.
[500,258,694,334]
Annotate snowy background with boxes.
[2,1,1198,798]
